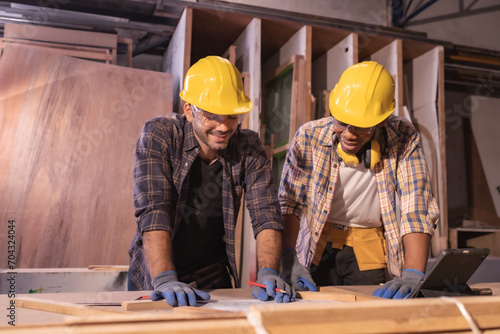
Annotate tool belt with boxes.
[178,260,231,289]
[312,222,387,271]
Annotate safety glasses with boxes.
[334,119,373,135]
[191,104,244,127]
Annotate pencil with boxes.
[247,281,287,293]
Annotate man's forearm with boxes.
[256,229,281,272]
[143,230,175,278]
[403,232,431,273]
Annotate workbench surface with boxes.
[2,283,500,331]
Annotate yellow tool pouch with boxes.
[348,227,387,271]
[312,223,387,271]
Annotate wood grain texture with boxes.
[121,299,173,311]
[15,297,125,316]
[250,295,500,334]
[0,44,172,268]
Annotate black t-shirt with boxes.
[173,157,226,276]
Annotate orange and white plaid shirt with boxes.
[279,115,439,277]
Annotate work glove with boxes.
[280,248,317,291]
[150,270,211,307]
[372,268,424,299]
[251,267,295,303]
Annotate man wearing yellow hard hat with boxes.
[128,56,294,306]
[278,61,439,299]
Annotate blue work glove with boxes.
[280,248,317,291]
[251,267,295,303]
[150,270,211,307]
[373,269,424,299]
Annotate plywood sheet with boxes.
[163,7,192,114]
[311,32,356,119]
[5,22,117,48]
[250,295,500,334]
[0,268,127,293]
[0,44,173,268]
[370,39,403,116]
[262,25,307,80]
[470,96,500,217]
[231,17,262,287]
[404,46,447,253]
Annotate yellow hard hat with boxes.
[179,56,252,115]
[329,61,395,128]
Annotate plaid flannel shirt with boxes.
[129,114,282,289]
[279,115,439,278]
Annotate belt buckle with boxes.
[332,224,349,231]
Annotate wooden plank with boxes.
[222,45,237,64]
[0,319,254,334]
[88,265,129,271]
[163,7,192,114]
[304,25,313,124]
[0,44,173,268]
[118,37,133,67]
[319,286,382,301]
[273,144,290,156]
[470,96,500,218]
[250,296,500,333]
[437,45,448,234]
[405,46,447,255]
[4,22,117,48]
[121,299,173,311]
[261,24,306,81]
[311,33,356,120]
[231,17,262,287]
[2,37,113,53]
[263,54,297,84]
[296,291,355,302]
[294,55,306,131]
[0,268,127,294]
[370,39,403,116]
[173,306,242,315]
[15,297,125,317]
[1,38,113,62]
[323,90,330,118]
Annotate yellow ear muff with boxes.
[336,142,360,167]
[368,140,381,169]
[336,140,381,169]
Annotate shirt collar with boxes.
[183,119,200,152]
[318,117,335,147]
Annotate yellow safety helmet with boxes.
[179,56,252,115]
[329,61,395,128]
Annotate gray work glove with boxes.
[280,248,317,291]
[373,268,424,299]
[251,267,295,303]
[150,270,211,306]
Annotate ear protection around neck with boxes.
[336,140,381,169]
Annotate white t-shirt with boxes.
[327,160,382,228]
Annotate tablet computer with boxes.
[408,248,490,298]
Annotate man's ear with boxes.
[184,103,194,122]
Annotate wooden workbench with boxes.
[1,284,500,333]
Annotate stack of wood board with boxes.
[249,295,500,333]
[2,23,120,64]
[3,292,500,333]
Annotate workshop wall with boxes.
[222,0,500,52]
